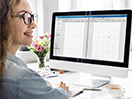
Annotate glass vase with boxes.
[37,56,51,77]
[38,57,46,69]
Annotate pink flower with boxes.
[37,46,42,52]
[48,33,51,37]
[39,36,45,39]
[32,43,37,48]
[46,32,51,37]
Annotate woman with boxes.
[0,0,69,99]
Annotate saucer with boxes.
[98,91,121,99]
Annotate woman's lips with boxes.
[24,31,33,38]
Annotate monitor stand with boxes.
[73,74,111,88]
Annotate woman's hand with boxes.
[56,81,69,94]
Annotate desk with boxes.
[27,62,132,99]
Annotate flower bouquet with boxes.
[28,33,51,76]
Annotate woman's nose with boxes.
[28,21,37,29]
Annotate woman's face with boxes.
[12,0,37,47]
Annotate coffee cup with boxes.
[104,84,125,98]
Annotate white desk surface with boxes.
[27,62,132,99]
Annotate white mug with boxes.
[104,84,125,98]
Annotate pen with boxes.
[83,88,102,91]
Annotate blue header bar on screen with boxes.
[56,15,127,19]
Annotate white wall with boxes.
[128,0,132,9]
[43,0,58,33]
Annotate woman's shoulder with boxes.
[3,59,37,83]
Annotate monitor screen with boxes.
[54,14,126,62]
[50,10,131,87]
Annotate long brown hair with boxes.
[0,0,20,88]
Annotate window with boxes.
[58,0,126,11]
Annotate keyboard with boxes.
[67,85,102,98]
[67,85,84,98]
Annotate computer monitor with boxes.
[50,10,131,88]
